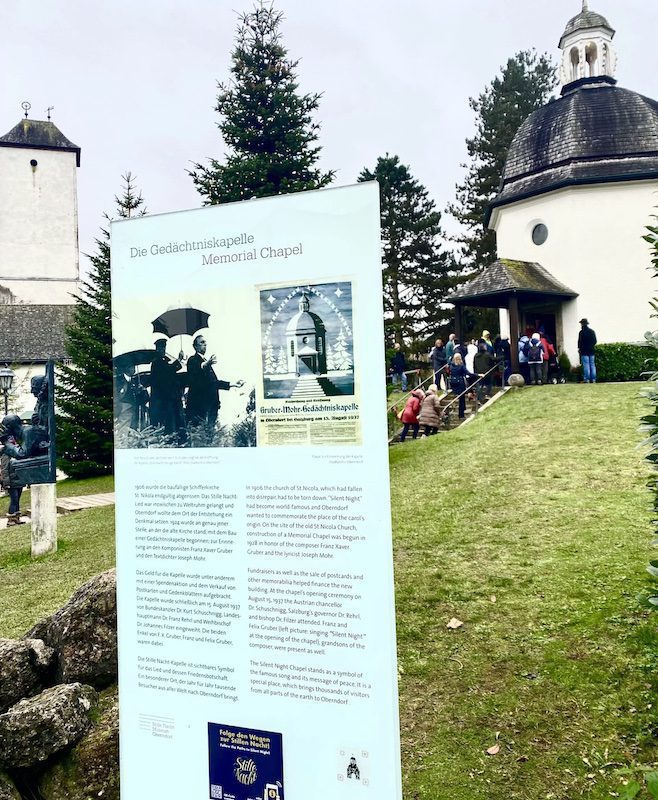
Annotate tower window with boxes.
[290,340,295,357]
[532,224,548,245]
[30,159,38,168]
[585,43,598,77]
[570,47,579,81]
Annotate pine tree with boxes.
[333,330,352,370]
[263,342,275,374]
[190,1,333,204]
[57,174,146,477]
[358,154,456,347]
[325,342,336,371]
[449,50,557,271]
[275,345,288,374]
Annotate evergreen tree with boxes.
[275,345,287,374]
[190,1,333,204]
[358,154,456,347]
[332,330,352,371]
[263,342,275,374]
[449,50,557,271]
[325,342,336,371]
[57,174,145,477]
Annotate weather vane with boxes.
[46,106,54,121]
[21,101,31,119]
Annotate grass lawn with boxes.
[392,383,658,799]
[0,385,655,797]
[0,473,114,517]
[0,505,115,638]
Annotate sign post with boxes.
[111,184,402,799]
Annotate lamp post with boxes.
[0,367,15,416]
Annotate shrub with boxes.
[593,342,656,382]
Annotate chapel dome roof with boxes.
[559,8,614,48]
[285,311,325,335]
[487,83,658,222]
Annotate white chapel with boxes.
[451,2,658,368]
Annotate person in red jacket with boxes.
[399,388,425,441]
[539,331,556,385]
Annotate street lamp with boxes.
[0,368,15,416]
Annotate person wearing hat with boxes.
[577,318,597,383]
[149,338,184,434]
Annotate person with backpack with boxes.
[518,335,530,384]
[473,342,495,401]
[449,353,474,419]
[527,334,544,385]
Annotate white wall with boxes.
[0,147,79,304]
[490,180,658,364]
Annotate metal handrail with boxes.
[441,360,504,422]
[387,364,449,414]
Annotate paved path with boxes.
[0,492,115,529]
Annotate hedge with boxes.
[592,342,657,382]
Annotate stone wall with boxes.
[0,570,118,800]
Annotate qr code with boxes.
[210,785,223,799]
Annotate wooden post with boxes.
[454,304,463,342]
[509,295,520,373]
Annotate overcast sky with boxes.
[1,1,656,263]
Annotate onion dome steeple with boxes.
[559,1,616,94]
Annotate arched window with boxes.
[570,47,580,82]
[585,42,598,77]
[602,43,609,74]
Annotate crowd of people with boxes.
[394,319,590,441]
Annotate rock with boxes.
[0,772,20,800]
[39,686,119,800]
[0,683,98,769]
[508,372,525,388]
[0,638,56,713]
[27,569,117,688]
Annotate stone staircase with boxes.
[290,374,340,399]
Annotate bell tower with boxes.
[558,1,617,93]
[0,105,80,304]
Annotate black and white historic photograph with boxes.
[113,289,257,448]
[259,281,355,400]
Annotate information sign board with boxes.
[111,183,401,800]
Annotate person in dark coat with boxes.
[430,338,448,391]
[473,343,495,401]
[186,335,244,427]
[391,345,407,391]
[149,339,184,434]
[577,318,597,383]
[449,353,473,419]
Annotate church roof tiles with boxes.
[0,119,81,166]
[448,260,577,304]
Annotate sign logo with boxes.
[234,757,258,786]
